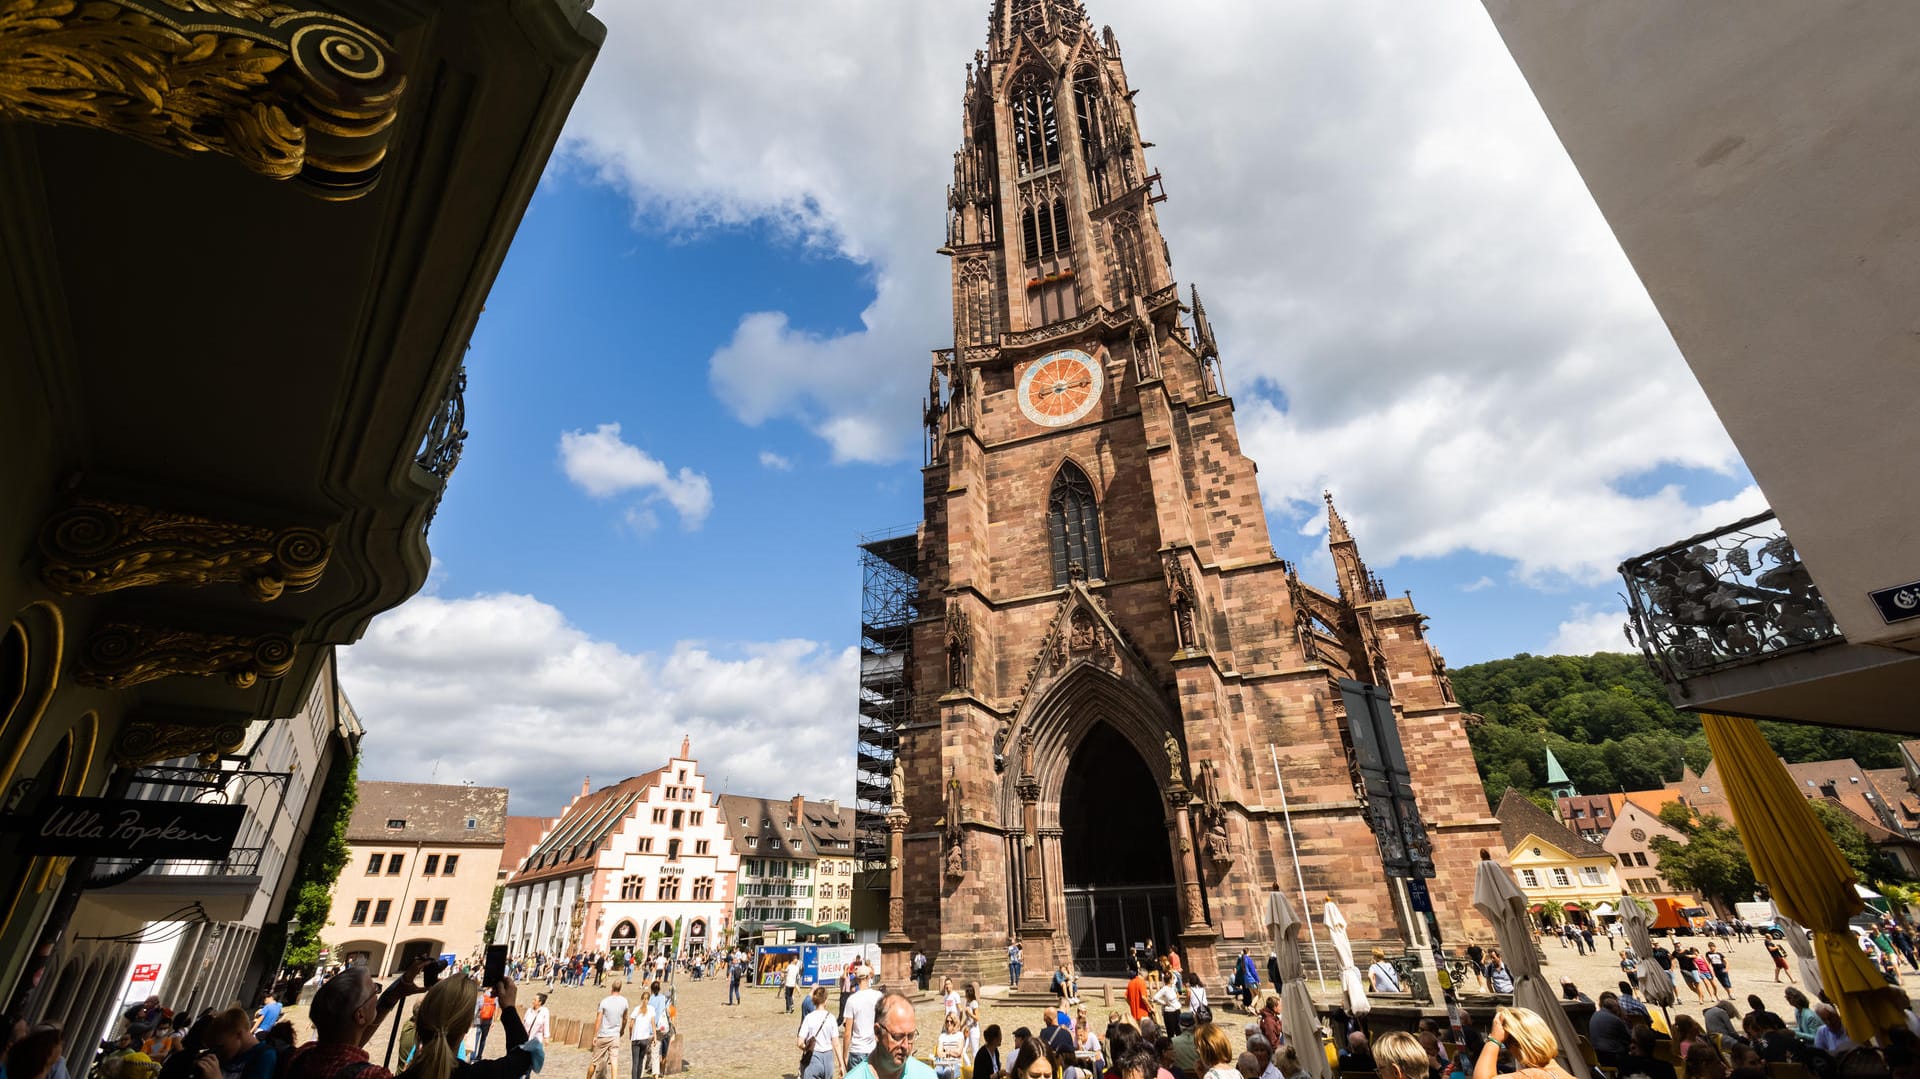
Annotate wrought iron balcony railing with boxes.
[1620,509,1841,684]
[89,760,291,887]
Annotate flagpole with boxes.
[1273,745,1327,990]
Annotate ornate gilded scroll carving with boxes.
[41,498,329,601]
[0,0,406,200]
[112,716,248,765]
[76,622,295,689]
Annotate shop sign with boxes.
[1870,580,1920,624]
[14,796,243,860]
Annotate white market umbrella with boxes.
[1473,856,1591,1079]
[1776,912,1823,1000]
[1266,891,1332,1079]
[1322,899,1371,1017]
[1617,895,1675,1011]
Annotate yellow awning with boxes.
[1701,712,1905,1043]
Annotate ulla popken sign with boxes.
[17,796,245,860]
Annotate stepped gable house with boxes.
[496,741,738,960]
[871,0,1504,983]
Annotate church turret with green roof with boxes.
[1545,747,1578,800]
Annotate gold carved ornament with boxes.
[40,497,329,601]
[0,0,406,200]
[75,622,295,689]
[112,715,248,764]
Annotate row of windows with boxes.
[618,874,715,902]
[1618,851,1651,868]
[349,897,449,926]
[365,852,460,877]
[1625,877,1671,894]
[648,808,704,828]
[739,858,809,879]
[661,784,698,802]
[1518,866,1609,889]
[739,883,812,898]
[736,904,851,922]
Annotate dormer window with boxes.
[387,818,406,829]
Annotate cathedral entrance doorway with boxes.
[1059,723,1179,975]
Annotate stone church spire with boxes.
[932,0,1192,456]
[1324,491,1383,604]
[990,0,1092,51]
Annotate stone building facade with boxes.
[496,742,738,961]
[890,0,1503,984]
[320,781,509,975]
[721,794,856,925]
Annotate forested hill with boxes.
[1452,652,1906,805]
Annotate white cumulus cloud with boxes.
[758,450,793,471]
[559,1,1754,581]
[338,592,858,815]
[559,422,714,529]
[1544,602,1632,656]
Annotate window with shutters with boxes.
[1047,463,1104,585]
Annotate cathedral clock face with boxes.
[1017,348,1104,428]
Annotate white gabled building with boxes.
[496,739,737,961]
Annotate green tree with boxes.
[1453,652,1905,803]
[277,751,359,970]
[1648,812,1757,911]
[484,885,505,943]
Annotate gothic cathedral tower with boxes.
[891,0,1505,983]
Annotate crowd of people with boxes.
[509,948,719,992]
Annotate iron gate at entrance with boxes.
[1065,884,1179,975]
[1059,723,1180,975]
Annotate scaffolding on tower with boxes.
[855,527,920,899]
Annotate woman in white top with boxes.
[795,987,840,1079]
[934,1012,967,1079]
[1368,948,1403,994]
[964,983,981,1026]
[524,993,552,1044]
[1187,970,1209,1017]
[1073,1009,1102,1073]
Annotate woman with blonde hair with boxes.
[1374,1032,1432,1079]
[1471,1007,1577,1079]
[1195,1022,1239,1079]
[397,977,532,1079]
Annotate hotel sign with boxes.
[14,796,244,860]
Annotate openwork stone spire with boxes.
[991,0,1092,49]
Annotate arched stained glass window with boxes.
[1047,463,1104,585]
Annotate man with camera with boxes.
[280,957,435,1079]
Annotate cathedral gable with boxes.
[994,580,1164,771]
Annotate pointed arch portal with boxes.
[1060,723,1179,974]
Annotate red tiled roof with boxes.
[502,815,552,871]
[509,769,663,885]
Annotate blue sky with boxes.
[341,2,1761,815]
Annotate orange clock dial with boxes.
[1017,348,1103,428]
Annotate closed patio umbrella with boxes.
[1617,894,1675,1013]
[1473,854,1590,1079]
[1323,898,1371,1017]
[1701,713,1904,1044]
[1775,912,1822,1000]
[1266,891,1332,1079]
